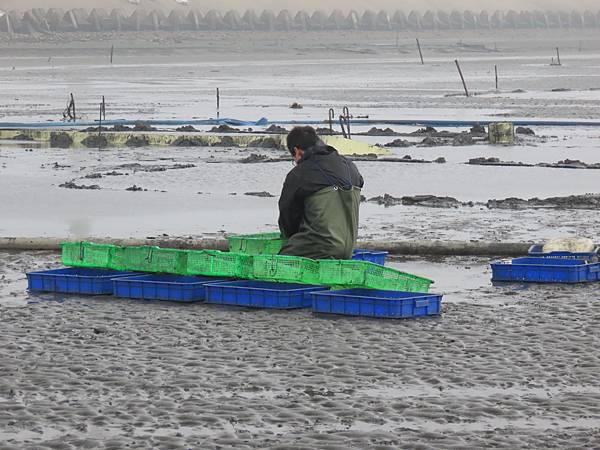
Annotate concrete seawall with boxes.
[1,9,598,35]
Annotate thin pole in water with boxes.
[495,65,498,90]
[343,106,351,139]
[216,88,220,119]
[110,45,114,64]
[556,47,562,66]
[416,38,424,64]
[455,60,469,97]
[328,108,335,134]
[71,93,76,122]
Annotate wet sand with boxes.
[1,250,600,448]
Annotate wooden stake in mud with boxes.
[110,45,114,64]
[455,60,469,97]
[416,38,424,64]
[98,102,103,137]
[98,96,106,136]
[343,106,351,139]
[495,65,499,90]
[556,47,562,66]
[70,93,76,122]
[216,88,220,119]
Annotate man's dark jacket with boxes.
[278,142,364,260]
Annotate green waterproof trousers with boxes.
[279,186,361,260]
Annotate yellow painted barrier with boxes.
[0,129,390,156]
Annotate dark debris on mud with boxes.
[380,125,490,148]
[350,154,446,164]
[239,153,288,164]
[125,135,150,147]
[171,136,205,147]
[244,191,276,198]
[113,163,195,173]
[133,122,157,132]
[209,124,240,133]
[468,157,533,167]
[49,132,73,148]
[516,126,536,135]
[176,125,199,132]
[58,181,100,190]
[125,185,146,192]
[369,193,600,210]
[468,157,600,170]
[264,125,288,134]
[81,134,109,148]
[368,194,473,208]
[488,194,600,210]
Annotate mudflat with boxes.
[1,251,600,448]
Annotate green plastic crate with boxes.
[110,246,153,271]
[365,263,433,293]
[319,260,433,293]
[187,250,253,278]
[149,248,188,274]
[110,246,188,274]
[227,232,288,255]
[252,255,320,285]
[61,242,115,269]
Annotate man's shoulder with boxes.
[284,165,302,183]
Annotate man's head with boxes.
[286,126,318,163]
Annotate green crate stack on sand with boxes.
[61,242,189,274]
[319,260,433,293]
[61,241,434,292]
[110,246,188,274]
[186,250,253,278]
[227,232,288,255]
[251,254,320,285]
[61,242,114,269]
[61,242,253,278]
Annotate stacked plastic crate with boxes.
[26,236,443,319]
[491,245,600,284]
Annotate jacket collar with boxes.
[299,140,334,163]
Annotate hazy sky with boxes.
[3,0,598,11]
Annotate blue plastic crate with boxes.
[311,289,443,319]
[528,244,599,261]
[26,268,135,295]
[204,280,324,309]
[352,249,389,266]
[491,257,600,283]
[112,274,229,302]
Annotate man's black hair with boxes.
[286,126,318,155]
